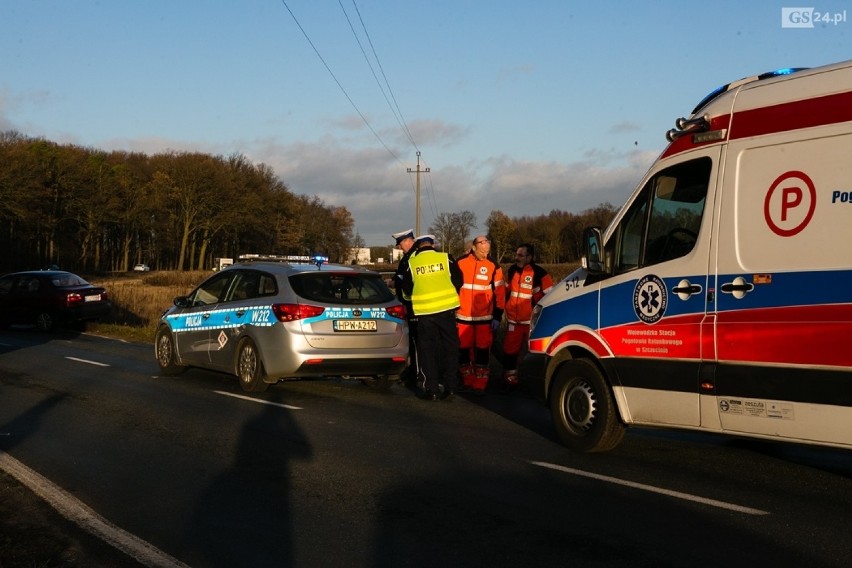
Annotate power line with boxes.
[347,0,419,151]
[280,1,435,234]
[279,0,403,164]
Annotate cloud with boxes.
[56,128,657,248]
[247,136,656,245]
[496,64,535,86]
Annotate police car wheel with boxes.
[550,359,625,453]
[236,338,269,393]
[155,327,186,376]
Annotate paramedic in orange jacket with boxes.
[502,243,553,386]
[456,235,506,394]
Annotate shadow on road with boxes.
[180,391,313,567]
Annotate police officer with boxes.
[401,235,463,401]
[391,229,419,389]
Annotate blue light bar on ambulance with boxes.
[757,67,807,80]
[690,67,809,115]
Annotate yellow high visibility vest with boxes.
[408,250,460,316]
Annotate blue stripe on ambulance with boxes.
[532,268,852,343]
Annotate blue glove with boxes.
[491,319,500,331]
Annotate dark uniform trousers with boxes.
[416,308,460,394]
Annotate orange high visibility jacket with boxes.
[505,263,554,325]
[456,252,505,323]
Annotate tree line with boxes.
[2,130,620,274]
[0,131,355,273]
[372,205,619,265]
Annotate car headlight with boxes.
[530,304,542,332]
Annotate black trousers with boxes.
[416,309,460,394]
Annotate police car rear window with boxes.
[290,273,394,305]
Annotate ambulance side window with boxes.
[608,157,711,275]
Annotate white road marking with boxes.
[214,390,303,410]
[0,451,190,567]
[65,356,109,367]
[530,460,769,516]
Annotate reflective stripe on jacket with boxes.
[456,252,505,323]
[505,263,554,324]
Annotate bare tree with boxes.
[430,210,476,257]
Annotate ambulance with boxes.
[527,59,852,453]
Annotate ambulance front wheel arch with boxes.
[549,358,625,453]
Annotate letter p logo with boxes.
[781,186,803,221]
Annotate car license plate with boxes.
[85,294,101,302]
[333,319,377,332]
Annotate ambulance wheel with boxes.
[550,359,625,453]
[155,327,186,376]
[236,338,269,392]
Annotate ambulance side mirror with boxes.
[581,227,605,274]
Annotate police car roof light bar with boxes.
[237,253,330,267]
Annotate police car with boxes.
[154,255,408,392]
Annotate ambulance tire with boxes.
[236,338,270,393]
[550,359,625,453]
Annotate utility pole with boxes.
[406,151,430,236]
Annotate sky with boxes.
[2,1,851,247]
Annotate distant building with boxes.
[344,247,371,265]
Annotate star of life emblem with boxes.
[633,274,667,324]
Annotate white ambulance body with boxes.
[527,59,852,453]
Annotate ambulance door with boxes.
[713,132,852,444]
[599,149,719,428]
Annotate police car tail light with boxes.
[385,305,406,319]
[272,303,325,322]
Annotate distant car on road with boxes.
[133,264,151,272]
[154,256,409,392]
[0,270,111,332]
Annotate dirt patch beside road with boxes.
[0,470,142,567]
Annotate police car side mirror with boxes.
[582,227,605,274]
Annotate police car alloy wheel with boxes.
[237,338,269,393]
[155,327,186,376]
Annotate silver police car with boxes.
[154,255,408,392]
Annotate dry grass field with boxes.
[85,270,210,342]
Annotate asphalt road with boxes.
[2,329,852,567]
